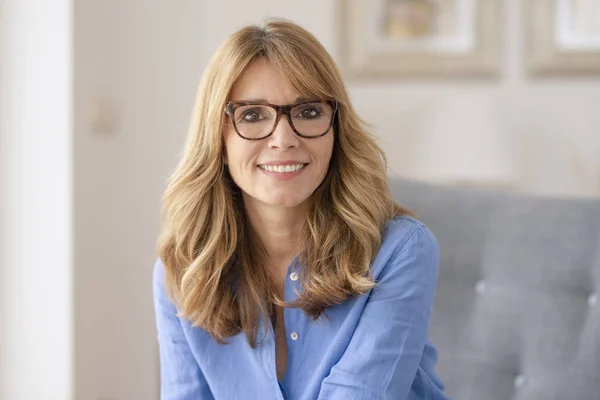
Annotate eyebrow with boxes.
[233,96,311,104]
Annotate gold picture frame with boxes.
[526,0,600,75]
[338,0,502,79]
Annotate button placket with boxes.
[286,264,301,343]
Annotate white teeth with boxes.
[259,164,306,173]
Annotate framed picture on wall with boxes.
[338,0,502,79]
[526,0,600,75]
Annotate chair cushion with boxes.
[391,178,600,400]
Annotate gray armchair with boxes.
[391,178,600,400]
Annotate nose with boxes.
[268,115,299,149]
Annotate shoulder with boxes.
[371,215,440,283]
[153,257,173,305]
[382,215,439,256]
[153,257,166,290]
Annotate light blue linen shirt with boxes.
[153,215,452,400]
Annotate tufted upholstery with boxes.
[390,178,600,400]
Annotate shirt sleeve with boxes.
[317,224,440,400]
[153,258,215,400]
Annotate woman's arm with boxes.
[317,225,440,400]
[153,258,214,400]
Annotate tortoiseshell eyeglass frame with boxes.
[224,99,338,140]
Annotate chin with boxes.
[262,192,310,209]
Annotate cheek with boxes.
[316,136,334,168]
[224,134,259,175]
[224,131,242,164]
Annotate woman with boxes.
[153,19,451,400]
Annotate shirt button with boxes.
[289,272,299,281]
[588,292,598,307]
[514,374,527,389]
[290,332,299,340]
[475,280,486,294]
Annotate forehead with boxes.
[229,59,301,105]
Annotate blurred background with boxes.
[1,0,599,399]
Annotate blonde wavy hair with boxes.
[157,18,411,347]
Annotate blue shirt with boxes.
[153,216,451,400]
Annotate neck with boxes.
[243,196,307,265]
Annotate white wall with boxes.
[72,1,195,398]
[2,1,599,400]
[0,1,74,399]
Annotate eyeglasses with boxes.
[224,99,337,140]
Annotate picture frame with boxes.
[338,0,502,79]
[526,0,600,75]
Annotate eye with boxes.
[295,105,322,119]
[242,111,260,122]
[239,109,264,123]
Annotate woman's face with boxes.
[224,59,334,212]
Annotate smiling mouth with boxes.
[257,163,308,173]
